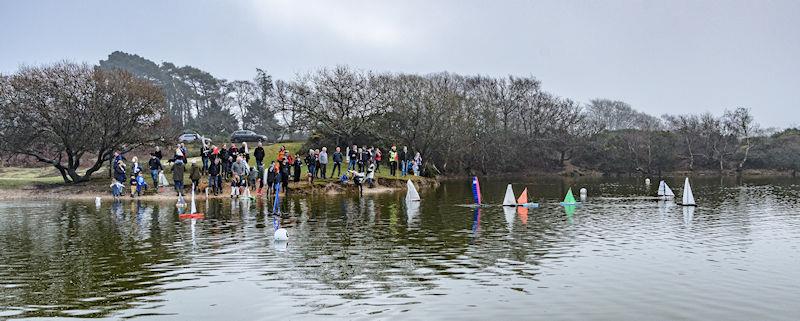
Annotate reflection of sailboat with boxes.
[657,180,675,199]
[679,177,697,206]
[516,206,529,225]
[179,183,204,219]
[503,184,516,206]
[564,205,576,224]
[503,206,515,231]
[406,201,420,225]
[516,187,539,208]
[406,180,421,202]
[471,207,481,237]
[682,206,694,225]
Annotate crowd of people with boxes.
[108,141,423,199]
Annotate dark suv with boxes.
[230,130,268,143]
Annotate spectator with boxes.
[280,159,290,195]
[306,150,316,183]
[230,144,239,161]
[189,160,201,192]
[413,152,422,176]
[220,144,230,179]
[148,155,163,189]
[152,146,162,160]
[180,143,188,162]
[389,145,398,176]
[241,142,250,164]
[399,146,408,176]
[314,149,321,178]
[374,148,382,172]
[136,172,148,197]
[359,148,370,173]
[332,146,343,177]
[114,160,127,185]
[131,156,142,177]
[172,159,185,195]
[319,147,328,179]
[209,157,221,195]
[348,145,358,170]
[293,157,302,182]
[201,143,210,174]
[129,174,138,198]
[366,161,376,188]
[267,162,276,196]
[254,142,265,167]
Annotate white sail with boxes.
[664,182,675,197]
[682,177,695,206]
[657,180,666,196]
[406,180,421,202]
[503,184,516,206]
[190,184,197,213]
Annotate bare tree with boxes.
[723,107,759,171]
[0,62,168,183]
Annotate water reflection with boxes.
[0,177,799,320]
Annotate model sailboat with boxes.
[560,188,579,206]
[502,184,516,206]
[406,180,421,202]
[179,184,204,219]
[471,176,482,206]
[679,177,696,206]
[516,187,540,208]
[657,180,675,199]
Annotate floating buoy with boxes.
[274,228,288,241]
[579,188,587,201]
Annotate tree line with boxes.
[1,52,799,184]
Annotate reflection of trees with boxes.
[0,201,185,318]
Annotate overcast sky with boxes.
[1,0,798,127]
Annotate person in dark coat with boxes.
[148,155,163,189]
[208,157,221,195]
[172,159,185,195]
[280,159,290,195]
[254,142,265,168]
[293,158,302,182]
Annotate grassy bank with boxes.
[0,142,433,199]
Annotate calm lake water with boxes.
[1,177,799,320]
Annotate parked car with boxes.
[177,133,211,144]
[230,130,268,143]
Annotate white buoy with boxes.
[645,178,651,185]
[579,188,587,200]
[95,197,101,208]
[274,228,288,241]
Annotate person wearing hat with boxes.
[189,159,201,192]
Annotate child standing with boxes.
[129,175,138,198]
[231,174,241,199]
[110,179,124,198]
[136,172,148,196]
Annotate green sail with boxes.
[563,188,576,204]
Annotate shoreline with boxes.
[0,176,438,201]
